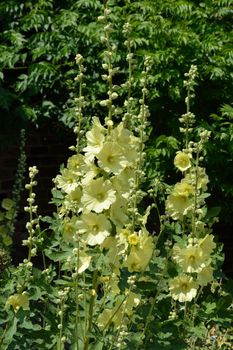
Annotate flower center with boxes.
[96,193,104,201]
[107,156,114,163]
[93,224,99,232]
[189,255,196,263]
[181,283,188,291]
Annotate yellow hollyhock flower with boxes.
[197,265,214,286]
[97,142,128,174]
[110,196,129,227]
[83,117,106,160]
[110,123,139,163]
[126,230,154,272]
[63,216,78,242]
[81,163,100,186]
[174,151,192,171]
[97,291,140,330]
[198,234,216,255]
[173,181,194,197]
[128,233,140,246]
[166,180,194,220]
[166,194,193,220]
[169,275,198,302]
[81,177,116,213]
[173,244,208,273]
[112,167,136,198]
[67,154,85,175]
[6,293,29,312]
[78,254,91,274]
[55,168,78,194]
[76,212,111,246]
[63,187,82,212]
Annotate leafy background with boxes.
[0,0,232,274]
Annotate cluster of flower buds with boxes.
[24,166,40,260]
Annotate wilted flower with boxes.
[110,196,129,227]
[1,198,14,211]
[198,234,216,255]
[126,230,154,272]
[97,291,140,330]
[197,265,214,286]
[6,293,29,312]
[63,216,79,242]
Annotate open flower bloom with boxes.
[166,193,193,220]
[83,117,106,160]
[174,151,192,171]
[81,177,116,213]
[166,181,194,220]
[174,181,194,197]
[169,275,198,302]
[76,212,111,246]
[6,293,29,312]
[110,122,139,162]
[55,168,79,194]
[97,141,128,174]
[173,244,209,273]
[67,154,85,175]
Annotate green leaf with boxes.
[44,249,71,262]
[2,317,18,346]
[205,206,221,220]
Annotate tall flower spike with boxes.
[24,166,40,262]
[74,53,85,153]
[99,4,119,127]
[180,65,198,149]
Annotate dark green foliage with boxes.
[0,0,232,264]
[0,0,232,127]
[204,104,233,224]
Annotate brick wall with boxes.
[0,123,75,263]
[0,124,74,209]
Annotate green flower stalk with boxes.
[23,166,40,262]
[74,54,85,154]
[0,129,26,249]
